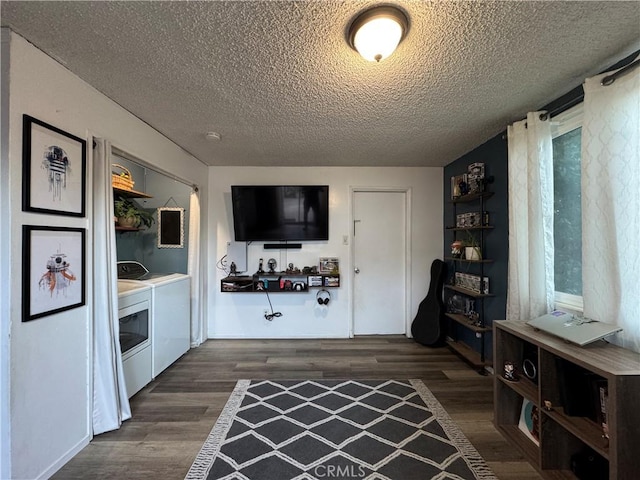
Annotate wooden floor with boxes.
[52,337,542,480]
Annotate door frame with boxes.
[349,186,412,337]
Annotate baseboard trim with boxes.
[35,434,90,480]
[207,334,349,339]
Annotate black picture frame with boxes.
[22,114,87,217]
[22,225,86,322]
[157,207,185,248]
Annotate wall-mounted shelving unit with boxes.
[221,273,340,293]
[113,186,152,199]
[445,190,494,369]
[494,320,640,479]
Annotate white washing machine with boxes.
[118,262,191,378]
[141,273,190,378]
[117,280,152,398]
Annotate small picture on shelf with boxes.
[456,211,482,228]
[446,294,474,315]
[518,399,540,446]
[454,272,485,293]
[324,276,340,287]
[319,257,339,274]
[467,162,485,178]
[467,162,485,194]
[450,174,468,198]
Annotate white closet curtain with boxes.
[188,189,205,346]
[506,112,555,322]
[581,60,640,353]
[92,138,131,434]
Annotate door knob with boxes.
[354,267,360,274]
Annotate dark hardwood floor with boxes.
[52,337,541,479]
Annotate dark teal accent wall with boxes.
[443,133,508,360]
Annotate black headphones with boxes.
[316,289,331,305]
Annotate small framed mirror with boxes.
[157,207,185,248]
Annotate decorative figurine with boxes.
[503,361,518,382]
[267,258,277,273]
[451,240,463,258]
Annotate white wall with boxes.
[3,31,209,479]
[1,28,12,480]
[208,167,443,338]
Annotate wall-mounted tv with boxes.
[231,185,329,242]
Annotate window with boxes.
[551,104,583,311]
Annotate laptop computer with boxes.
[526,310,622,346]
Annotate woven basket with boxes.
[112,164,135,190]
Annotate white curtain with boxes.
[92,138,131,434]
[581,60,640,353]
[188,189,205,346]
[506,112,555,321]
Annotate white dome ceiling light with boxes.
[347,5,409,62]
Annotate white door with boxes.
[353,190,407,335]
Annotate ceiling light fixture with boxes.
[347,5,409,62]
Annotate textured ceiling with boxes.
[2,1,639,167]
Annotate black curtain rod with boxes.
[538,49,639,121]
[601,58,640,86]
[539,87,584,121]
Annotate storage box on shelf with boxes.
[494,320,640,479]
[445,188,494,368]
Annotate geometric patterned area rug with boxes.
[185,379,497,480]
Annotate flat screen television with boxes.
[231,185,329,242]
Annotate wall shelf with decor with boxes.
[494,320,640,479]
[445,257,494,264]
[113,187,153,232]
[445,313,491,334]
[445,284,494,298]
[113,186,153,199]
[221,273,340,293]
[115,225,142,232]
[445,166,494,370]
[446,225,495,231]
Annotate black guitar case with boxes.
[411,259,447,347]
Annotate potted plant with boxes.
[463,231,482,261]
[114,197,155,228]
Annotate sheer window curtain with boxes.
[581,60,640,353]
[92,138,131,434]
[506,112,555,322]
[188,189,205,347]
